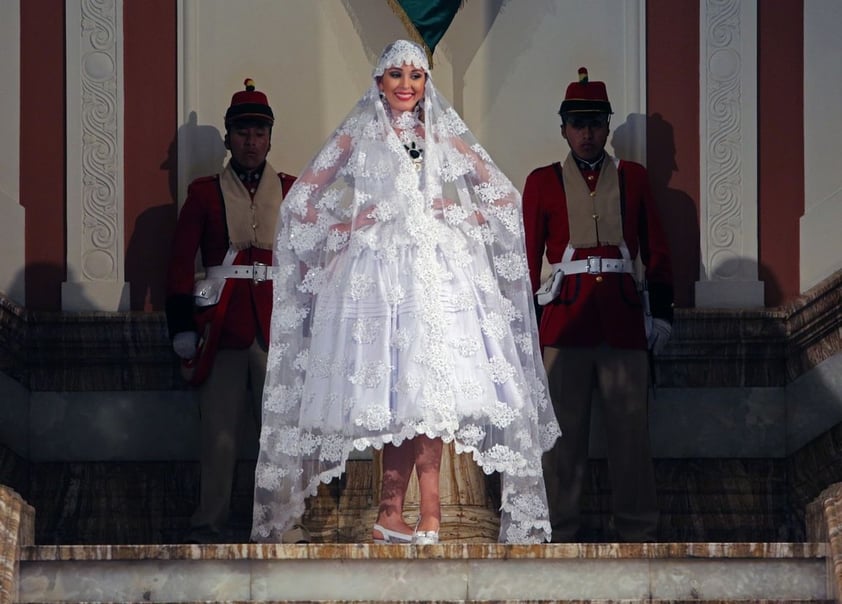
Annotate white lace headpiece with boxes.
[252,39,559,545]
[372,39,429,77]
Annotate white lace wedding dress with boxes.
[251,40,560,544]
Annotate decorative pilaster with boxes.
[695,0,764,308]
[63,0,129,311]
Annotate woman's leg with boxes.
[374,442,416,538]
[414,435,443,532]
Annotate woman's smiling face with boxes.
[378,63,426,113]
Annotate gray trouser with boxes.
[542,345,659,542]
[191,339,267,531]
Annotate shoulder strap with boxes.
[215,177,230,244]
[551,161,565,192]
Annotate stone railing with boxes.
[3,483,840,602]
[806,482,842,602]
[0,270,841,547]
[1,269,839,393]
[0,485,34,604]
[662,268,842,388]
[0,295,179,392]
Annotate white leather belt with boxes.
[557,256,632,275]
[206,263,279,283]
[537,242,636,306]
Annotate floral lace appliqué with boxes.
[485,399,518,428]
[292,349,310,372]
[493,252,528,281]
[459,378,484,400]
[348,360,390,388]
[313,139,342,173]
[480,312,508,341]
[373,40,429,77]
[452,336,480,357]
[348,273,376,301]
[390,327,412,351]
[354,404,393,431]
[385,284,406,306]
[433,107,469,137]
[352,318,381,344]
[456,423,486,447]
[487,356,516,384]
[274,304,309,332]
[298,267,327,294]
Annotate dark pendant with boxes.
[404,142,423,160]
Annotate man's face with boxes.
[561,113,610,162]
[226,121,272,171]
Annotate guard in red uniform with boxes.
[165,79,308,544]
[522,68,674,542]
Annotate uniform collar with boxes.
[230,159,266,184]
[572,151,606,172]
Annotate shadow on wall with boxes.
[340,0,411,65]
[759,260,784,309]
[125,112,226,312]
[613,113,700,308]
[697,253,766,309]
[21,262,65,312]
[432,0,504,112]
[177,111,228,190]
[341,0,539,117]
[19,264,103,313]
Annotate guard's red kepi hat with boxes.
[558,67,613,116]
[225,78,274,126]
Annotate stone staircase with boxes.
[5,484,842,604]
[14,542,834,603]
[2,274,841,603]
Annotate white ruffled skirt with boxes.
[252,224,558,543]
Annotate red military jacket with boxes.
[165,169,295,350]
[522,158,673,349]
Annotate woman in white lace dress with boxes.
[251,40,560,544]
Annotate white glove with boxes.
[647,318,672,355]
[173,331,199,360]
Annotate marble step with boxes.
[13,601,838,604]
[17,542,830,603]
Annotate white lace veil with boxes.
[252,40,560,543]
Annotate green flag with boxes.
[389,0,463,64]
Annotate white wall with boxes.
[0,0,25,305]
[801,0,842,292]
[458,0,645,191]
[4,1,841,310]
[178,0,644,205]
